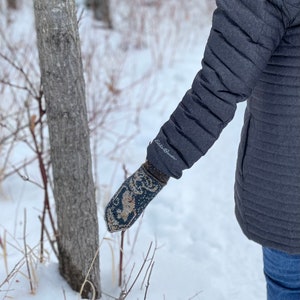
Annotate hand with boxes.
[104,161,169,232]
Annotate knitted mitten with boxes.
[104,161,169,232]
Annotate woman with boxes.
[105,0,300,298]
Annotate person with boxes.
[104,0,300,299]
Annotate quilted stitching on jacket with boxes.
[147,0,300,253]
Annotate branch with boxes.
[0,52,37,96]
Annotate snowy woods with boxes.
[0,1,265,300]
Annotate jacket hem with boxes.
[235,206,300,255]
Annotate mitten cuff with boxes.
[143,161,170,185]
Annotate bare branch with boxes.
[0,52,38,97]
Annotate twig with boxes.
[23,209,34,294]
[79,246,100,298]
[102,237,117,284]
[0,259,25,288]
[140,241,157,289]
[119,230,125,287]
[15,166,44,189]
[81,280,96,300]
[118,290,127,300]
[0,231,8,275]
[143,261,155,300]
[122,164,129,180]
[130,211,144,256]
[100,290,119,299]
[62,288,67,300]
[38,216,58,259]
[25,103,57,262]
[77,7,85,26]
[187,290,203,300]
[122,242,153,299]
[122,262,136,293]
[0,78,35,95]
[0,230,45,290]
[0,52,37,97]
[2,157,38,181]
[0,116,22,177]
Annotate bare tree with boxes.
[7,0,18,10]
[86,0,112,28]
[33,1,101,298]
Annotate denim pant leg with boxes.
[263,247,300,300]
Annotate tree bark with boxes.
[33,1,101,298]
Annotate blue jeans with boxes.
[263,247,300,300]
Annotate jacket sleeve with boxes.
[146,0,297,179]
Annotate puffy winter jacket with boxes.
[147,0,300,254]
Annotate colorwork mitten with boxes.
[104,161,169,232]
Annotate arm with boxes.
[105,0,299,232]
[147,0,293,178]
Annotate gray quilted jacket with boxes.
[147,0,300,254]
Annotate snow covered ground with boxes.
[0,1,266,300]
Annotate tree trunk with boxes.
[86,0,112,28]
[33,1,101,298]
[7,0,17,9]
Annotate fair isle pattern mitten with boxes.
[104,161,169,232]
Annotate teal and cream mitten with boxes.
[104,161,169,232]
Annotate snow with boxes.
[0,1,266,300]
